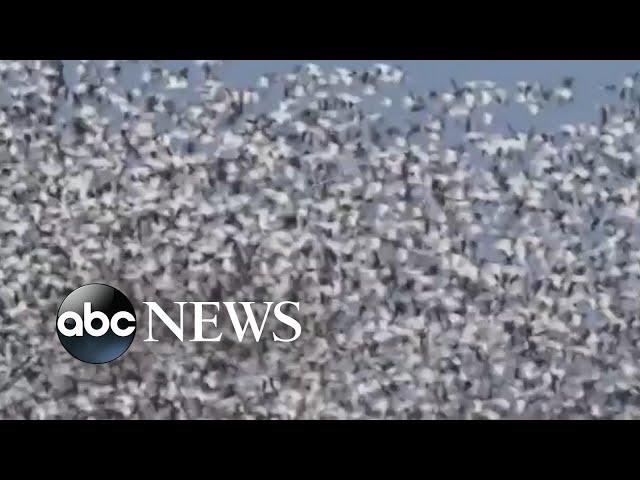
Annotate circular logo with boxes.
[56,283,137,364]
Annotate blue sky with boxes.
[220,60,640,89]
[62,60,640,133]
[216,60,640,130]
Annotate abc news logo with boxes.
[56,283,301,364]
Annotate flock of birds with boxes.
[1,60,640,419]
